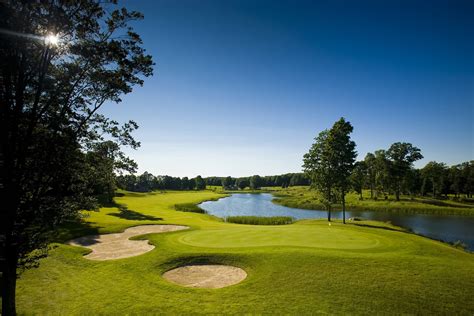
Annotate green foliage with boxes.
[236,178,249,190]
[226,216,294,225]
[174,203,206,214]
[0,1,153,312]
[250,175,263,189]
[194,175,206,190]
[421,161,448,197]
[387,142,423,200]
[350,161,367,198]
[303,129,333,212]
[221,176,234,189]
[303,118,356,222]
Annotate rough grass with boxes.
[12,190,474,315]
[175,202,207,213]
[271,186,474,215]
[226,216,294,225]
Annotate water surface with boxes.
[199,193,474,250]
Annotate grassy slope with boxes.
[16,190,474,315]
[272,186,474,215]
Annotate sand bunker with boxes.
[163,265,247,289]
[68,225,189,260]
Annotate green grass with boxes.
[226,216,294,225]
[14,189,474,315]
[272,186,474,215]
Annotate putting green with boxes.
[178,223,387,250]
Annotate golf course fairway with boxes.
[15,191,474,314]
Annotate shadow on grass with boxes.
[54,220,103,243]
[349,222,405,233]
[100,195,163,221]
[161,254,248,272]
[55,196,162,243]
[108,207,162,221]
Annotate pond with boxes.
[199,193,474,250]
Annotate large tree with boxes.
[85,140,138,203]
[0,1,153,314]
[194,175,206,190]
[249,175,263,190]
[303,118,356,223]
[326,118,356,223]
[222,176,233,189]
[386,142,423,201]
[351,161,367,200]
[303,130,333,220]
[373,150,391,199]
[421,161,447,197]
[364,153,376,199]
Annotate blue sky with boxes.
[101,0,473,177]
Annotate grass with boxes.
[272,186,474,215]
[226,216,294,225]
[13,189,474,315]
[175,202,207,213]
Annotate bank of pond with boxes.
[198,193,474,251]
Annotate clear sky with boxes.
[101,0,474,177]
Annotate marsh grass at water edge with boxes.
[226,216,294,225]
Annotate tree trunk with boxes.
[327,207,331,222]
[395,178,400,201]
[342,190,346,224]
[370,184,373,199]
[2,247,18,315]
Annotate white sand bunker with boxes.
[163,265,247,289]
[68,225,189,260]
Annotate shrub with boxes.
[226,216,294,225]
[174,203,206,214]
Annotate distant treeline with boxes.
[350,157,474,199]
[116,172,309,192]
[115,158,473,199]
[117,173,206,192]
[205,173,310,189]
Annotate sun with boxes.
[44,34,59,46]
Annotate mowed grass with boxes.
[15,190,474,315]
[272,186,474,215]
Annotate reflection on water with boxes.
[199,193,474,250]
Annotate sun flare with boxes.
[44,34,59,45]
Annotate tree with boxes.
[85,141,137,202]
[373,150,391,199]
[386,142,423,201]
[304,118,357,223]
[236,178,248,190]
[421,162,447,197]
[303,130,334,221]
[194,175,206,190]
[249,175,263,190]
[351,161,367,200]
[461,161,474,198]
[222,176,233,189]
[136,172,155,192]
[0,1,153,313]
[326,118,356,223]
[364,153,376,199]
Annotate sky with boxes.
[100,0,474,177]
